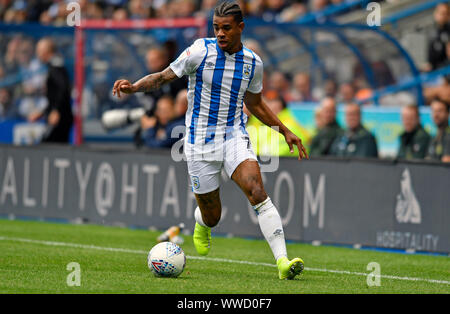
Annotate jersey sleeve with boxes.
[169,39,206,78]
[247,58,263,94]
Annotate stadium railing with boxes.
[0,12,441,152]
[381,0,450,28]
[74,18,208,145]
[296,0,373,24]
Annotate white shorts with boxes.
[186,134,258,194]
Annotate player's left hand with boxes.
[284,131,309,160]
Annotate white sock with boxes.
[253,197,287,261]
[194,206,208,228]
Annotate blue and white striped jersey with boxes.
[169,37,263,157]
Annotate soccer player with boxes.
[113,1,308,280]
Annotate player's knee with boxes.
[248,185,267,205]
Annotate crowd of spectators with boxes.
[2,1,448,120]
[0,1,449,162]
[308,96,450,162]
[0,0,364,25]
[0,35,49,121]
[423,3,450,105]
[134,45,188,147]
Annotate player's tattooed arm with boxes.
[134,67,178,92]
[112,67,178,98]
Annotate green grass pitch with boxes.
[0,219,449,294]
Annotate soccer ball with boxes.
[147,241,186,278]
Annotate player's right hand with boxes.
[112,79,136,98]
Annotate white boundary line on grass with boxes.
[1,235,449,286]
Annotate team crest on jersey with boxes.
[192,176,200,190]
[243,64,252,79]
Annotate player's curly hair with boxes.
[214,1,243,23]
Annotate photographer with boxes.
[134,46,187,146]
[141,94,184,148]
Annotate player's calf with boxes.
[192,189,222,256]
[194,188,222,227]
